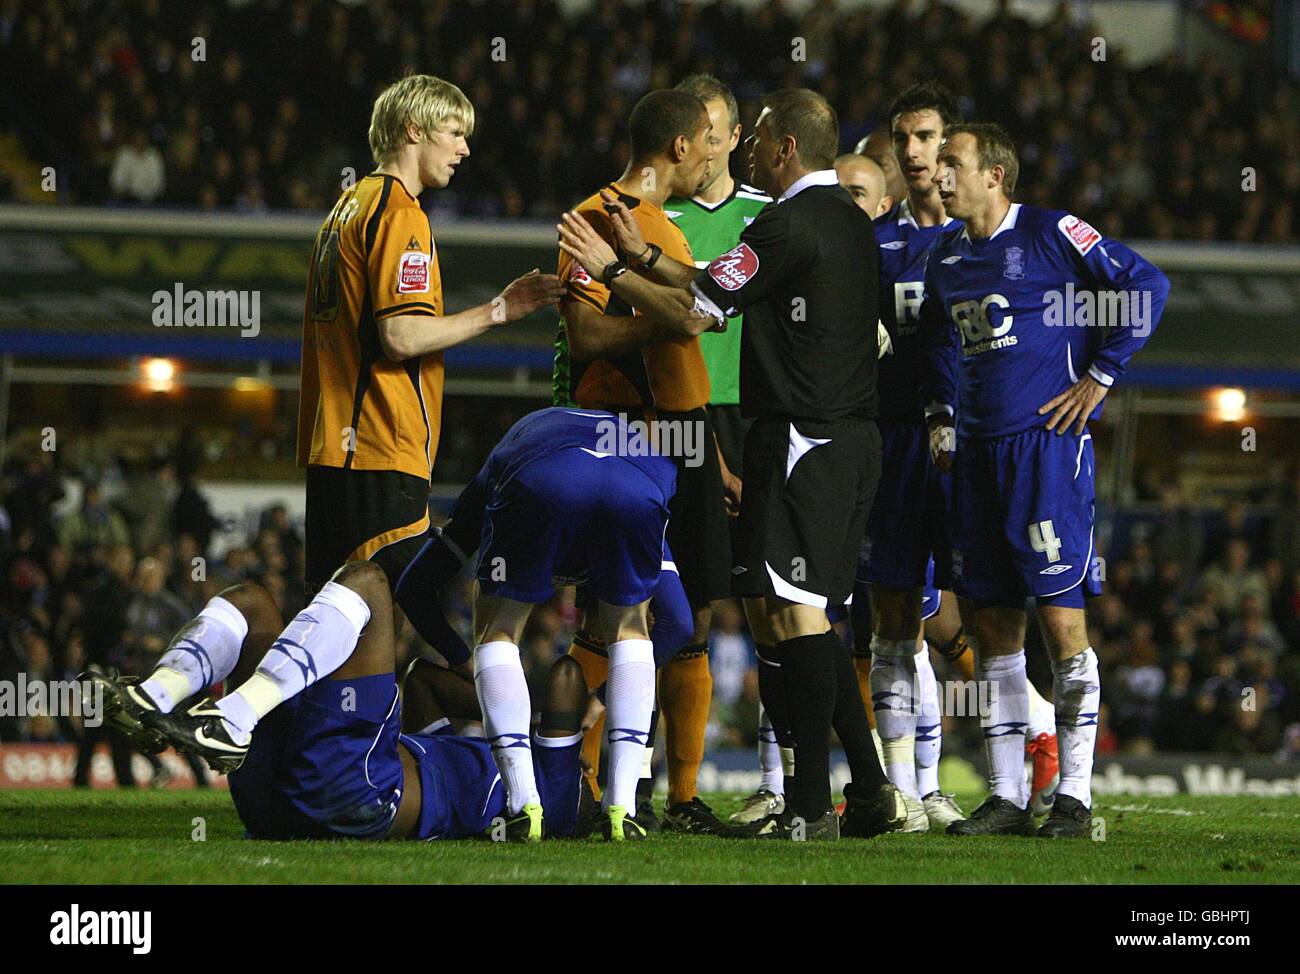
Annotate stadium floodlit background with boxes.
[1,0,1298,798]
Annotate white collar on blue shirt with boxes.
[960,202,1022,243]
[777,168,839,203]
[897,196,955,230]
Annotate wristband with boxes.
[635,243,662,270]
[602,259,629,284]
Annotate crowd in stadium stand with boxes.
[1,0,1296,243]
[4,441,1300,774]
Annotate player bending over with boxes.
[432,407,680,841]
[393,413,696,821]
[83,569,593,841]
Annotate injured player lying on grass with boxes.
[81,565,597,842]
[396,406,908,842]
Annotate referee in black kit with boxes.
[557,88,905,840]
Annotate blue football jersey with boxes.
[485,406,677,502]
[873,199,963,421]
[920,204,1170,438]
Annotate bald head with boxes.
[855,129,905,206]
[835,153,890,218]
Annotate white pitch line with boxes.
[1099,802,1300,818]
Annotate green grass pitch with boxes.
[3,789,1298,884]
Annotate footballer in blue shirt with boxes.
[87,408,682,844]
[82,569,598,844]
[920,123,1170,838]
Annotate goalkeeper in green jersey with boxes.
[661,75,778,831]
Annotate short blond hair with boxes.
[368,74,475,165]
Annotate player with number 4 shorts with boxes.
[921,124,1169,838]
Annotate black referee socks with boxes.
[778,632,839,819]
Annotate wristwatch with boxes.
[601,259,629,284]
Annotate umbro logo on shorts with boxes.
[1039,564,1074,575]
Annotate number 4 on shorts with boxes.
[1028,520,1062,563]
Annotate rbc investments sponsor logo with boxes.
[951,294,1017,355]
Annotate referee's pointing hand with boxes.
[598,188,648,259]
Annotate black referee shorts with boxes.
[305,465,432,596]
[732,417,881,608]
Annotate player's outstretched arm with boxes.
[634,250,698,289]
[558,211,720,340]
[598,189,698,289]
[377,269,565,361]
[562,301,678,361]
[606,268,721,337]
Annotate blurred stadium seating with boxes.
[0,0,1296,241]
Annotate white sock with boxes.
[474,640,538,815]
[979,650,1029,807]
[604,638,655,812]
[142,597,248,712]
[870,636,920,798]
[1027,679,1056,740]
[1052,648,1100,807]
[757,704,784,794]
[914,642,942,797]
[216,581,370,740]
